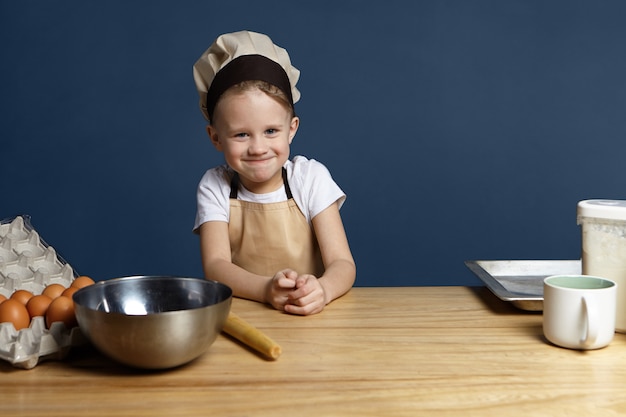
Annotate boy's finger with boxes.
[277,277,297,289]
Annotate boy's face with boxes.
[208,89,299,194]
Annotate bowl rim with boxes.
[73,275,233,315]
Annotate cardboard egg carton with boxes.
[0,215,86,369]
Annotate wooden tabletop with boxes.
[2,286,625,416]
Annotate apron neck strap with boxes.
[282,167,294,199]
[229,167,293,199]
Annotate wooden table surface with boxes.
[2,286,626,416]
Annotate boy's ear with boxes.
[207,125,223,151]
[288,116,300,144]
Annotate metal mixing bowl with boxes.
[73,276,232,369]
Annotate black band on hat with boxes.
[206,54,294,121]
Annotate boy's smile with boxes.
[208,89,299,195]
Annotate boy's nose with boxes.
[248,136,268,154]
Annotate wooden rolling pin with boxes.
[222,312,282,360]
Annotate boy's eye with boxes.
[234,132,248,139]
[265,129,277,135]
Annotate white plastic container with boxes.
[578,199,626,333]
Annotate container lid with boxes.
[577,199,626,221]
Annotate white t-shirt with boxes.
[193,156,345,232]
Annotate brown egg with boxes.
[45,296,77,329]
[61,286,78,298]
[42,283,66,299]
[10,289,34,305]
[26,294,53,318]
[0,294,7,304]
[71,276,95,289]
[0,299,30,330]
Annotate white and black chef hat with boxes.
[193,30,301,122]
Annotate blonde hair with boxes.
[213,80,295,123]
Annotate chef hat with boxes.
[193,30,301,122]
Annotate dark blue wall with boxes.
[2,1,625,286]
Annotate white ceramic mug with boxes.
[543,275,617,350]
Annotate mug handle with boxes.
[580,296,599,348]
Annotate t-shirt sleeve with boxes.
[193,166,231,233]
[289,156,346,222]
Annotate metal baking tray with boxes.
[465,260,581,311]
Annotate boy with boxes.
[193,31,355,315]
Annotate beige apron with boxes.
[228,168,324,277]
